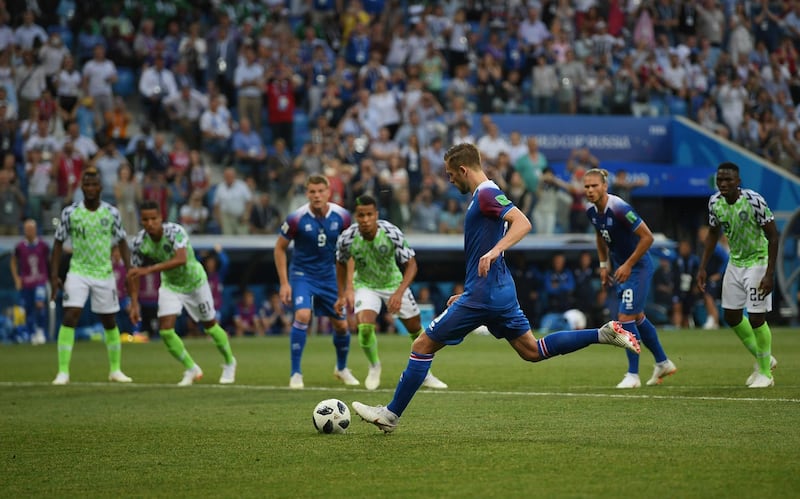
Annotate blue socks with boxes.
[290,321,308,375]
[387,352,433,417]
[622,318,667,374]
[536,329,601,358]
[332,332,351,371]
[637,317,667,363]
[621,321,641,374]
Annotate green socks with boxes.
[105,327,122,372]
[57,326,75,374]
[207,323,235,365]
[408,328,424,341]
[159,329,195,369]
[731,319,758,358]
[752,322,773,376]
[358,323,380,366]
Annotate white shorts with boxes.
[62,273,119,314]
[158,282,217,322]
[354,287,420,319]
[721,263,773,313]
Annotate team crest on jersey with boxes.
[331,221,338,230]
[606,217,613,226]
[495,194,511,206]
[101,217,110,226]
[304,223,312,232]
[379,244,389,254]
[738,210,748,221]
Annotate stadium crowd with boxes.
[1,0,799,336]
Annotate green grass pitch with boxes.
[1,328,798,498]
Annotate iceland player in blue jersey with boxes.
[352,143,640,433]
[274,174,360,389]
[584,168,677,388]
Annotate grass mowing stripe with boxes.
[3,381,799,404]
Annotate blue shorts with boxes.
[426,299,530,345]
[616,264,653,315]
[291,274,344,320]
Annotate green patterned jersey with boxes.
[55,201,126,279]
[708,189,774,267]
[335,220,414,291]
[130,222,206,293]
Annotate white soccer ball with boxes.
[312,399,351,434]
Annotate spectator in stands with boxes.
[54,54,81,127]
[15,50,47,122]
[90,140,127,204]
[81,44,117,132]
[234,44,264,132]
[138,54,177,131]
[535,166,570,235]
[25,148,53,226]
[231,117,267,181]
[265,62,296,152]
[234,289,264,337]
[179,190,209,235]
[476,121,510,164]
[556,48,586,114]
[113,162,140,237]
[0,167,24,235]
[13,10,47,52]
[611,169,645,204]
[164,82,206,150]
[410,188,441,234]
[573,250,600,316]
[249,191,282,235]
[104,97,133,148]
[179,21,207,87]
[213,167,253,236]
[207,22,238,106]
[55,140,83,205]
[199,94,232,165]
[24,118,60,161]
[39,31,68,92]
[509,134,541,193]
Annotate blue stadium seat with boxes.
[113,67,136,98]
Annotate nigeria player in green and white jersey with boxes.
[697,162,779,388]
[50,168,133,385]
[127,200,236,386]
[334,195,447,391]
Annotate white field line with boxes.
[1,381,799,404]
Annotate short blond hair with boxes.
[305,174,329,188]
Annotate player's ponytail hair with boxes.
[585,168,609,183]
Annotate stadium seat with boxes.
[113,67,136,98]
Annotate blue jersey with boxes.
[279,202,351,280]
[586,194,653,272]
[461,181,519,310]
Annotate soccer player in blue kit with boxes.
[584,168,677,388]
[352,143,641,433]
[274,174,360,389]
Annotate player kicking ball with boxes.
[334,195,447,391]
[128,200,237,386]
[352,143,639,433]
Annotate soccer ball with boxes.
[312,399,351,434]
